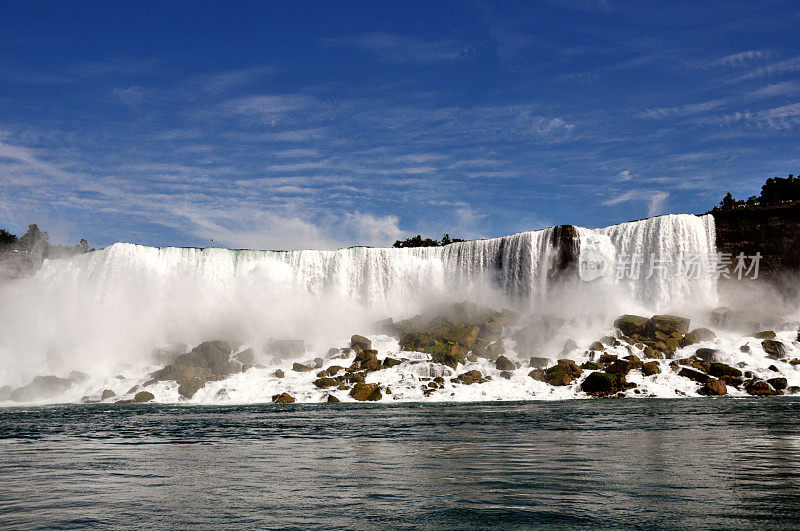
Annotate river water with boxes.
[2,398,799,529]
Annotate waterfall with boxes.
[0,214,717,382]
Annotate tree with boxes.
[18,224,49,254]
[0,229,18,250]
[719,192,737,210]
[745,195,759,207]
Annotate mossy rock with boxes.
[354,350,382,371]
[642,346,663,359]
[530,357,550,368]
[614,315,649,337]
[623,355,643,370]
[133,391,154,403]
[177,377,207,398]
[350,335,372,350]
[690,328,716,341]
[581,361,603,370]
[588,341,605,351]
[744,379,781,396]
[767,377,788,390]
[314,378,339,388]
[101,389,116,400]
[350,383,382,401]
[544,360,582,386]
[453,370,484,385]
[678,367,709,383]
[430,346,467,369]
[274,369,285,378]
[495,355,516,371]
[762,340,787,359]
[647,315,690,337]
[695,348,722,363]
[680,333,699,347]
[326,394,340,403]
[598,353,618,364]
[292,362,313,372]
[382,357,402,368]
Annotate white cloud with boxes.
[715,50,772,67]
[616,170,633,182]
[602,190,669,217]
[325,32,475,63]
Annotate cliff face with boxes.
[712,204,800,277]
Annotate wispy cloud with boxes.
[603,190,669,216]
[734,54,800,81]
[324,32,476,63]
[719,102,800,129]
[715,50,772,67]
[639,99,726,119]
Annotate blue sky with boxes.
[1,1,799,249]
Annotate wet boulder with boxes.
[581,361,603,370]
[274,369,285,378]
[350,335,372,351]
[678,367,710,383]
[762,340,787,359]
[382,357,402,368]
[314,378,339,389]
[292,363,313,373]
[101,389,116,400]
[152,340,237,382]
[354,350,381,371]
[588,341,605,351]
[642,361,661,376]
[134,391,154,403]
[647,315,690,337]
[543,360,582,386]
[326,394,340,403]
[235,348,256,366]
[530,356,550,368]
[699,379,727,396]
[272,392,296,403]
[453,370,485,385]
[349,383,382,401]
[614,315,649,337]
[495,355,516,371]
[691,328,716,342]
[695,348,723,363]
[581,372,632,397]
[177,378,206,399]
[752,330,776,339]
[605,360,631,375]
[10,375,73,402]
[745,380,781,396]
[767,377,788,391]
[623,355,643,370]
[708,363,742,379]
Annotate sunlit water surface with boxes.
[2,399,800,529]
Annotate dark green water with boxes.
[2,399,800,529]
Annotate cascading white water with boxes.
[0,214,717,385]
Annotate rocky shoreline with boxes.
[3,302,799,405]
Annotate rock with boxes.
[543,360,582,386]
[678,368,710,383]
[133,391,154,403]
[268,339,305,358]
[598,353,618,364]
[642,361,661,376]
[752,330,777,339]
[740,345,751,353]
[467,354,478,362]
[614,314,649,337]
[605,360,631,375]
[699,379,727,396]
[274,369,285,378]
[708,363,742,379]
[559,339,579,356]
[354,350,382,371]
[762,340,787,359]
[528,369,545,381]
[599,335,618,346]
[101,389,116,400]
[623,354,643,370]
[235,348,256,366]
[453,370,484,385]
[691,328,716,341]
[382,357,402,368]
[664,338,680,352]
[647,315,690,337]
[272,392,296,403]
[349,383,382,401]
[323,365,343,376]
[482,341,505,361]
[695,348,723,363]
[767,377,788,390]
[643,346,663,359]
[680,333,699,347]
[177,378,206,399]
[769,364,779,372]
[292,362,313,372]
[495,355,516,371]
[430,347,466,369]
[151,340,236,382]
[581,361,603,370]
[787,386,800,395]
[581,372,631,396]
[10,375,73,402]
[313,358,324,368]
[529,357,550,368]
[326,394,340,403]
[745,380,781,396]
[710,307,732,327]
[314,378,339,388]
[69,371,89,382]
[588,341,605,351]
[351,334,372,351]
